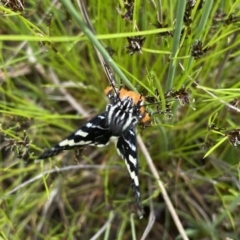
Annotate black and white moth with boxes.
[38,86,151,218]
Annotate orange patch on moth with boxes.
[105,87,145,104]
[119,88,145,105]
[104,86,113,95]
[141,112,151,123]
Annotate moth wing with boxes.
[116,127,143,218]
[38,112,111,159]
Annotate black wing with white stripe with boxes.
[38,112,111,159]
[116,127,143,218]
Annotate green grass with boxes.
[1,0,240,239]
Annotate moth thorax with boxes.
[106,97,139,136]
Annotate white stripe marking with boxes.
[122,115,134,131]
[107,104,116,124]
[86,122,93,128]
[98,115,105,119]
[125,159,139,186]
[59,139,91,147]
[129,154,137,167]
[129,130,135,135]
[75,129,88,137]
[93,144,106,147]
[59,139,76,147]
[125,139,136,152]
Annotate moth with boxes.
[38,85,151,218]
